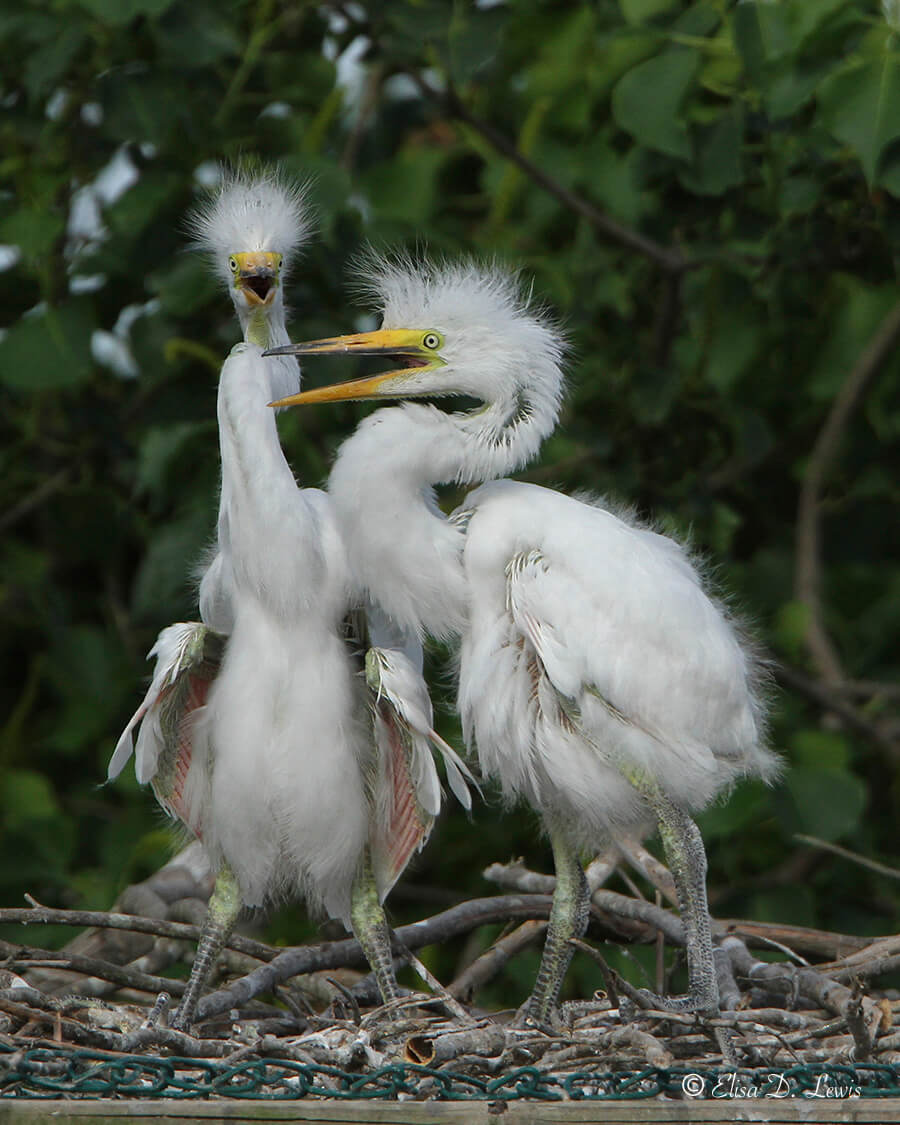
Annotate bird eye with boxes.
[228,256,239,274]
[422,332,441,350]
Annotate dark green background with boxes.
[1,0,898,1006]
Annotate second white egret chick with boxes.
[111,180,471,1030]
[265,255,777,1026]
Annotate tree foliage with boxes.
[1,0,898,1000]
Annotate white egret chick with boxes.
[110,185,471,1030]
[265,255,777,1025]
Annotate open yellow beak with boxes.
[233,251,281,306]
[264,328,445,408]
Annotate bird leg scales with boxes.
[520,822,589,1027]
[170,864,242,1031]
[622,770,719,1016]
[350,851,399,1006]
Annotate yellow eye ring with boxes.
[228,255,239,274]
[423,332,441,350]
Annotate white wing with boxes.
[109,623,225,825]
[365,645,476,894]
[461,481,769,807]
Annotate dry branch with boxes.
[794,295,900,694]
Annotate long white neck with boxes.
[328,378,559,639]
[214,313,337,621]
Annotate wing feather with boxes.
[365,645,476,893]
[110,623,226,826]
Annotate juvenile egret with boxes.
[110,184,471,1030]
[265,256,777,1025]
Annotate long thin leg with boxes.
[628,782,718,1015]
[521,821,589,1026]
[349,850,398,1005]
[653,794,718,1013]
[170,864,242,1031]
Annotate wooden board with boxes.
[1,1099,900,1124]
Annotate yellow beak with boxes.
[264,328,444,408]
[233,251,281,306]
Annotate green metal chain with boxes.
[1,1047,899,1101]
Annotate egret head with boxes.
[189,169,311,321]
[264,253,565,412]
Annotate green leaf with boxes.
[611,49,699,159]
[135,422,212,501]
[76,0,177,27]
[587,29,659,99]
[813,277,897,400]
[45,627,132,754]
[446,5,505,87]
[784,766,867,842]
[678,105,743,196]
[818,53,900,184]
[773,601,810,661]
[363,148,447,229]
[100,71,192,146]
[0,209,64,258]
[0,770,59,830]
[146,254,218,318]
[105,171,182,238]
[791,730,851,771]
[0,302,95,390]
[132,506,213,621]
[620,0,679,25]
[24,23,87,101]
[704,299,760,392]
[699,780,770,840]
[153,3,241,69]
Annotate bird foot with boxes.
[508,1000,562,1034]
[618,985,718,1020]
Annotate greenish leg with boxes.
[522,821,589,1026]
[652,793,718,1013]
[350,851,398,1006]
[170,865,242,1032]
[625,771,718,1015]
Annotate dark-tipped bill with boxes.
[234,251,280,306]
[264,328,444,408]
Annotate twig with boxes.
[0,907,272,961]
[846,985,873,1061]
[448,920,548,1001]
[817,935,900,982]
[0,469,71,535]
[0,995,233,1057]
[0,944,186,998]
[720,935,883,1040]
[406,1023,506,1065]
[410,72,687,274]
[569,938,620,1010]
[613,839,678,905]
[794,295,900,686]
[196,894,558,1022]
[776,663,898,761]
[794,834,900,881]
[403,949,474,1024]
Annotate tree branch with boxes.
[794,296,900,685]
[410,73,687,275]
[0,907,273,962]
[195,894,558,1021]
[776,662,899,762]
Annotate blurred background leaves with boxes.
[1,0,898,1006]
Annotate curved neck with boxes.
[328,380,558,638]
[215,338,329,618]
